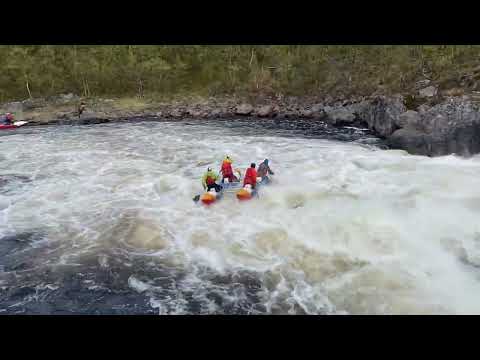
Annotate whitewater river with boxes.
[1,118,480,314]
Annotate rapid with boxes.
[1,118,480,314]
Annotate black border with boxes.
[3,4,480,44]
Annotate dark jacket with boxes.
[257,162,274,178]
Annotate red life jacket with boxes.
[221,161,233,177]
[244,168,257,186]
[206,176,216,185]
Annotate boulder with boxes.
[311,103,324,114]
[419,86,438,98]
[395,110,421,130]
[235,103,254,115]
[55,111,73,120]
[169,109,184,118]
[388,127,429,156]
[300,109,313,118]
[256,105,274,117]
[210,109,222,118]
[357,96,406,137]
[325,107,356,125]
[387,98,480,156]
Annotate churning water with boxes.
[1,118,480,314]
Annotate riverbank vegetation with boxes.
[1,45,480,102]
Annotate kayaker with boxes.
[1,113,14,125]
[243,163,258,189]
[202,167,223,192]
[257,159,274,184]
[220,156,238,183]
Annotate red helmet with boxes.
[6,113,13,120]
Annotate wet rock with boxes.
[235,103,253,115]
[388,127,429,155]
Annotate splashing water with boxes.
[0,119,480,314]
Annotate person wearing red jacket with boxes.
[243,163,257,189]
[220,156,238,183]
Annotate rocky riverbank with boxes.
[3,90,480,157]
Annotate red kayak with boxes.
[0,121,28,130]
[0,125,17,130]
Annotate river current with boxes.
[1,118,479,314]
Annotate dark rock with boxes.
[210,109,222,118]
[170,109,184,118]
[388,127,429,155]
[388,98,480,156]
[396,110,421,130]
[358,96,406,137]
[188,110,204,118]
[235,103,254,115]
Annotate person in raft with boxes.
[243,163,258,189]
[202,167,223,192]
[220,156,239,183]
[257,159,274,184]
[1,113,14,125]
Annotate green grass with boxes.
[1,45,479,103]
